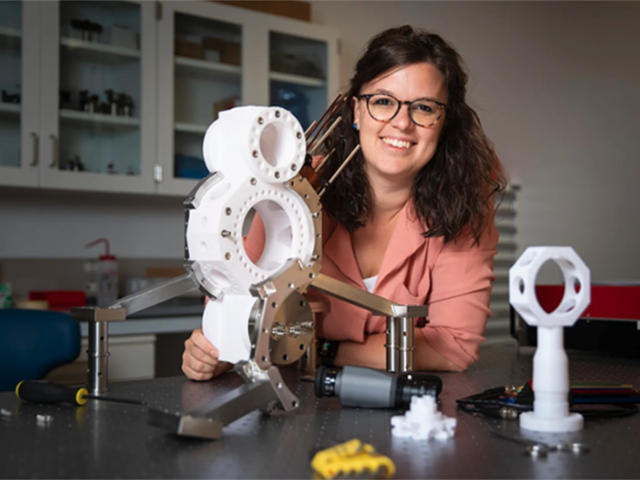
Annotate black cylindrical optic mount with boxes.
[315,365,442,409]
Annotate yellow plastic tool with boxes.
[311,439,395,479]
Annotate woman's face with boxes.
[353,62,447,185]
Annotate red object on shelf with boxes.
[535,284,640,322]
[29,291,86,312]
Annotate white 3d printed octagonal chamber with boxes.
[185,106,319,364]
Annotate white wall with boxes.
[1,2,639,282]
[0,188,185,259]
[311,1,640,281]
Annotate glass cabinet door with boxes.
[173,14,242,180]
[39,0,155,194]
[0,1,39,187]
[269,31,328,133]
[157,2,245,196]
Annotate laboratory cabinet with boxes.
[0,0,339,197]
[0,0,157,194]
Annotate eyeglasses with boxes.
[357,93,447,128]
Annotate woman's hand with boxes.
[182,328,232,380]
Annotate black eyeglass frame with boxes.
[357,93,447,128]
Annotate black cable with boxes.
[456,385,639,420]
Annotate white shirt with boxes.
[363,275,378,293]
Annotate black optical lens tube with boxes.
[396,373,443,407]
[315,366,339,398]
[315,366,442,409]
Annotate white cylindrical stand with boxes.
[519,327,583,432]
[509,246,591,433]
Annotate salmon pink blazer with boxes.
[245,200,498,370]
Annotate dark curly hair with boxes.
[320,25,507,244]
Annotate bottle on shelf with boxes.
[85,238,118,308]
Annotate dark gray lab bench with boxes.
[1,345,639,479]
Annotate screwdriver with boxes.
[16,380,147,406]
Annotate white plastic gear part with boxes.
[391,395,456,440]
[186,106,310,363]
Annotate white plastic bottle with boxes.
[86,238,119,308]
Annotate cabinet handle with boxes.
[48,134,59,169]
[30,132,39,167]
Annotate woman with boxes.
[182,25,506,380]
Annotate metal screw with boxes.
[291,164,297,171]
[36,414,53,426]
[221,230,231,237]
[250,178,257,185]
[296,131,302,139]
[275,110,281,118]
[275,171,280,179]
[311,255,319,261]
[258,117,264,125]
[288,283,295,289]
[225,253,231,260]
[312,212,319,218]
[225,207,232,215]
[252,150,258,158]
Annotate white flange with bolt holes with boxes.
[509,246,591,432]
[186,106,311,364]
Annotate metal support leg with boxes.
[87,321,109,395]
[300,334,318,381]
[310,273,426,373]
[148,380,279,440]
[72,270,203,397]
[148,362,299,440]
[299,300,330,381]
[386,316,400,373]
[399,316,415,372]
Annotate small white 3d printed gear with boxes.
[391,395,456,440]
